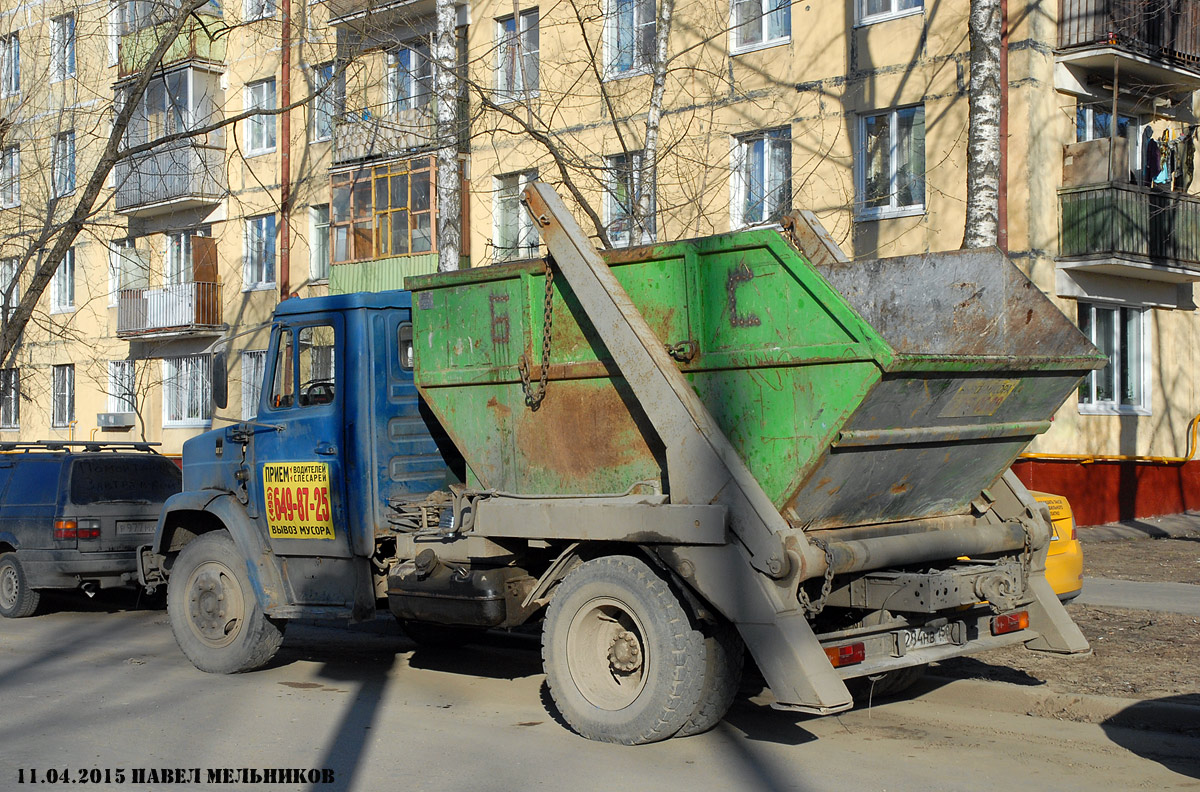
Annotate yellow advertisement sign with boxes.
[262,462,336,540]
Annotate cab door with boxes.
[249,318,351,558]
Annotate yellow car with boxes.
[1030,491,1083,601]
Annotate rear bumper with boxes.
[14,549,138,588]
[1045,538,1083,600]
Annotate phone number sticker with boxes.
[262,462,335,540]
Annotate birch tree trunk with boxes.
[963,0,1002,249]
[634,0,675,245]
[435,0,461,272]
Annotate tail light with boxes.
[54,520,100,540]
[824,642,866,668]
[991,611,1029,635]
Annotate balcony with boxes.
[327,0,435,28]
[113,144,226,217]
[1058,0,1200,93]
[118,11,225,77]
[333,106,436,165]
[1058,182,1200,282]
[117,282,223,339]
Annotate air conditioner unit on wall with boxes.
[96,412,136,430]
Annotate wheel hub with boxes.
[0,566,16,608]
[186,562,242,647]
[607,630,643,673]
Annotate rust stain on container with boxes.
[514,384,650,479]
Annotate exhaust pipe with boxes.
[81,582,97,598]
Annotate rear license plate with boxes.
[115,521,155,536]
[901,624,955,651]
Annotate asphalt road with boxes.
[0,594,1196,792]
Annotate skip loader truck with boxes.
[140,184,1105,745]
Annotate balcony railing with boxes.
[1059,182,1200,268]
[118,11,225,77]
[333,106,436,164]
[113,144,226,216]
[117,282,222,338]
[1059,0,1200,64]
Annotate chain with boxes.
[798,537,837,619]
[518,259,554,411]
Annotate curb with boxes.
[918,674,1200,734]
[1080,512,1200,542]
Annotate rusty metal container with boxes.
[406,229,1103,530]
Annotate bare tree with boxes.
[963,0,1002,249]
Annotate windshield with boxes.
[69,456,182,504]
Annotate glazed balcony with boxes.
[1058,182,1200,281]
[113,143,226,217]
[116,281,223,338]
[117,10,225,77]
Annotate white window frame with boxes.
[310,62,342,142]
[51,248,74,314]
[310,204,330,281]
[109,240,143,307]
[241,349,267,420]
[858,0,923,26]
[0,257,18,322]
[165,232,194,286]
[53,131,75,197]
[52,364,74,428]
[51,14,75,82]
[245,78,277,156]
[605,0,655,77]
[497,9,539,100]
[606,151,656,247]
[1077,301,1150,416]
[730,0,790,54]
[244,213,277,290]
[244,0,276,21]
[494,171,539,261]
[0,367,18,429]
[0,33,19,97]
[731,128,791,229]
[389,43,432,113]
[0,146,18,208]
[856,105,925,220]
[108,360,136,413]
[162,355,212,427]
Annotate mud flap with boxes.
[1023,574,1090,654]
[662,545,853,714]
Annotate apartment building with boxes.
[0,0,1197,522]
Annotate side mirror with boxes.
[212,350,228,410]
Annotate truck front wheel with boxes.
[542,555,706,744]
[167,532,285,673]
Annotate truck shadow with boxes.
[34,587,165,615]
[1100,696,1200,780]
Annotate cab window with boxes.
[269,329,295,409]
[298,325,336,406]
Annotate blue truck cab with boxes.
[141,291,459,672]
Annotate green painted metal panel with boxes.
[329,254,440,295]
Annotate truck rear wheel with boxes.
[677,616,745,737]
[0,554,40,618]
[167,532,285,673]
[542,555,706,745]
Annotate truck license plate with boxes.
[901,624,955,651]
[115,521,155,535]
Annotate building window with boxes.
[0,368,17,429]
[606,0,654,76]
[389,43,432,113]
[108,360,136,413]
[497,9,539,100]
[731,0,789,51]
[165,232,192,286]
[859,0,922,24]
[606,152,655,247]
[245,214,276,289]
[310,62,343,142]
[109,240,144,306]
[53,132,75,197]
[163,355,212,426]
[51,248,74,313]
[494,171,538,261]
[1078,302,1148,413]
[245,78,277,156]
[331,157,435,264]
[0,146,18,207]
[310,204,330,280]
[0,33,19,97]
[241,349,266,420]
[51,15,75,82]
[244,0,276,20]
[858,105,925,217]
[0,257,18,322]
[1077,102,1141,181]
[52,364,74,428]
[733,128,791,228]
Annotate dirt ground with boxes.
[935,531,1200,707]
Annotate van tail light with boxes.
[54,520,100,540]
[824,642,866,668]
[991,611,1030,636]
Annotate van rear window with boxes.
[69,457,182,504]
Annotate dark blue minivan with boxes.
[0,443,181,617]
